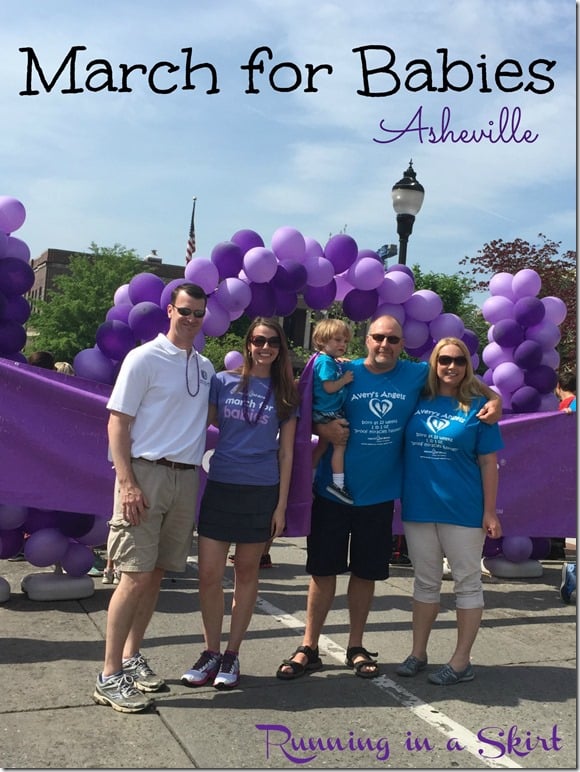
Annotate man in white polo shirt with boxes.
[93,283,215,713]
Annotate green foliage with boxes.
[27,243,143,362]
[201,331,245,372]
[459,234,576,370]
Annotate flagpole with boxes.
[185,196,197,264]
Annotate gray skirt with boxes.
[198,479,279,543]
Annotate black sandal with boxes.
[346,646,379,679]
[276,645,323,680]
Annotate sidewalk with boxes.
[0,537,576,769]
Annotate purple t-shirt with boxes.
[208,371,287,485]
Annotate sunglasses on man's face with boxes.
[172,305,205,318]
[438,355,468,367]
[250,335,282,348]
[368,333,402,345]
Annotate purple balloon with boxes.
[513,296,545,328]
[0,320,26,355]
[0,196,26,232]
[24,527,69,567]
[76,515,110,546]
[224,350,244,370]
[245,282,277,317]
[73,347,116,384]
[502,535,533,562]
[513,339,543,370]
[525,320,561,350]
[511,385,541,413]
[274,288,298,316]
[271,226,306,263]
[541,296,567,326]
[61,541,94,576]
[0,528,25,559]
[373,302,406,326]
[0,257,34,296]
[482,536,503,558]
[347,257,385,291]
[230,229,264,254]
[272,260,308,292]
[0,230,8,257]
[334,273,354,302]
[377,271,414,304]
[2,294,31,324]
[214,277,252,312]
[482,342,514,369]
[184,258,219,294]
[96,320,136,361]
[529,537,551,560]
[202,296,231,337]
[243,247,278,283]
[303,255,335,287]
[106,302,133,324]
[4,235,31,262]
[304,236,324,259]
[128,301,169,342]
[481,368,494,386]
[461,329,480,356]
[160,278,188,310]
[24,507,60,532]
[429,313,465,341]
[387,264,414,279]
[211,241,244,280]
[493,362,524,392]
[404,290,443,322]
[303,280,337,310]
[0,504,28,530]
[481,295,515,324]
[488,272,514,299]
[57,512,96,539]
[524,364,558,394]
[128,272,165,305]
[512,269,541,299]
[539,392,559,411]
[342,288,378,322]
[405,338,434,358]
[403,318,430,348]
[324,234,358,274]
[492,318,524,348]
[114,283,132,306]
[540,348,560,369]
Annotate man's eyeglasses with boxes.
[172,305,205,318]
[250,335,281,348]
[438,355,468,367]
[368,333,402,345]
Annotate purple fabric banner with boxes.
[0,358,576,537]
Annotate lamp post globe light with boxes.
[391,160,425,265]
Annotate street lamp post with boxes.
[391,160,425,265]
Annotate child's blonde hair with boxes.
[312,318,352,351]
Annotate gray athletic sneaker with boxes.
[93,672,152,713]
[123,653,165,692]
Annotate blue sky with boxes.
[1,0,575,294]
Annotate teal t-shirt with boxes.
[315,358,428,505]
[401,395,504,527]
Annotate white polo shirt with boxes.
[107,334,215,465]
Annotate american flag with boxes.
[185,197,197,263]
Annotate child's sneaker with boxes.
[213,651,240,690]
[560,562,576,604]
[113,569,121,585]
[102,569,114,584]
[326,482,354,505]
[181,650,222,687]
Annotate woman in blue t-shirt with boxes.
[181,318,299,691]
[397,337,503,686]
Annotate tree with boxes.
[27,243,143,362]
[459,234,576,370]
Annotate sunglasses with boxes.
[172,305,205,318]
[250,335,282,348]
[368,333,402,345]
[438,355,468,367]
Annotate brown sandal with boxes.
[276,645,323,680]
[346,646,379,679]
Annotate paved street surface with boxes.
[0,537,576,769]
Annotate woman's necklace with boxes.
[185,350,200,397]
[242,377,272,425]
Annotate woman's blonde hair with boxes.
[312,318,352,351]
[237,317,300,421]
[425,337,486,412]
